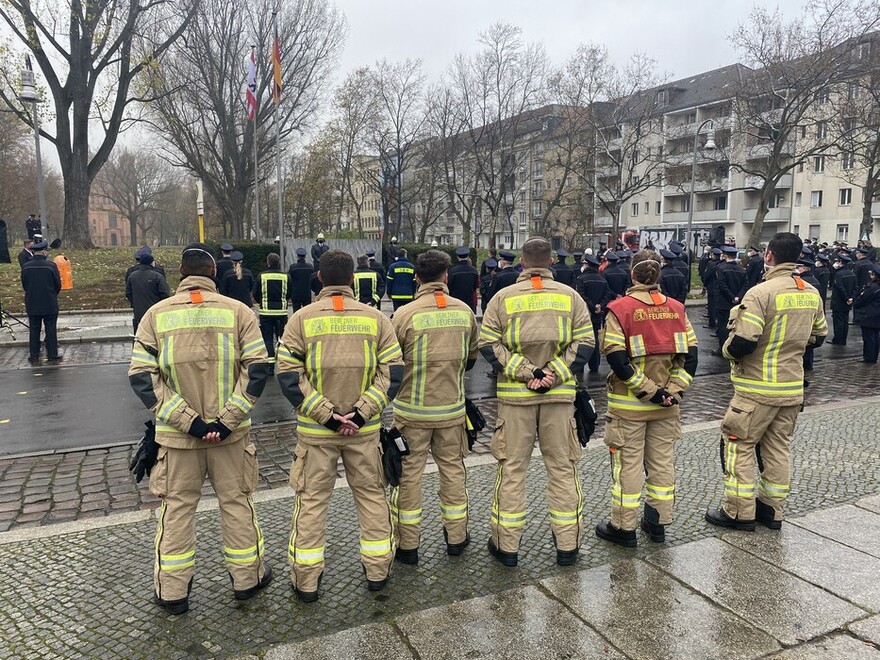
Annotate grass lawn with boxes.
[1,247,182,314]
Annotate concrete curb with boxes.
[0,333,132,348]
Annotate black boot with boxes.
[292,571,322,603]
[444,529,470,556]
[487,538,518,567]
[551,532,579,566]
[233,564,273,601]
[155,578,192,615]
[640,504,666,543]
[755,500,782,530]
[705,507,755,531]
[595,521,637,548]
[395,547,419,565]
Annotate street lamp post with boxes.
[19,57,48,241]
[686,119,716,291]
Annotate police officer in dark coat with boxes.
[668,242,690,281]
[576,255,612,373]
[853,248,874,292]
[602,252,631,299]
[25,214,41,240]
[21,240,62,364]
[853,263,880,363]
[219,251,255,309]
[550,249,575,287]
[126,251,171,333]
[287,247,314,311]
[744,245,765,292]
[796,258,821,371]
[830,254,857,345]
[447,246,479,312]
[479,258,497,314]
[487,250,520,301]
[367,250,386,283]
[814,253,831,307]
[18,239,33,268]
[659,249,688,303]
[702,247,722,329]
[480,248,498,279]
[216,243,235,283]
[714,245,747,351]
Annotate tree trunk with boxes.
[747,204,769,250]
[129,214,138,246]
[861,176,876,241]
[61,158,95,249]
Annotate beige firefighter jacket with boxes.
[601,285,698,421]
[479,267,594,405]
[128,276,270,449]
[275,285,403,444]
[722,263,828,407]
[391,282,479,428]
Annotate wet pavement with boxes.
[0,398,879,659]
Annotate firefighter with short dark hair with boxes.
[386,248,417,310]
[354,254,385,307]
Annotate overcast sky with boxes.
[333,0,807,82]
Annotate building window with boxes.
[519,211,527,227]
[533,201,543,217]
[800,126,807,139]
[110,233,118,246]
[842,152,856,170]
[681,198,690,213]
[811,190,823,208]
[809,224,820,240]
[797,163,804,173]
[645,202,650,214]
[795,192,802,207]
[655,201,661,214]
[857,42,871,60]
[848,83,861,100]
[813,155,825,172]
[108,213,117,229]
[519,191,526,203]
[845,118,857,133]
[793,225,800,236]
[837,224,849,242]
[686,112,696,124]
[534,181,543,197]
[713,196,727,211]
[840,188,853,206]
[816,90,829,105]
[817,121,827,139]
[534,160,543,178]
[631,202,639,217]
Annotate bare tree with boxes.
[0,0,197,247]
[143,0,346,239]
[283,139,337,239]
[727,0,880,248]
[153,181,198,246]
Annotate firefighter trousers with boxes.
[720,394,801,521]
[391,423,469,550]
[489,402,583,554]
[287,435,394,592]
[603,415,680,531]
[148,439,266,602]
[258,315,287,364]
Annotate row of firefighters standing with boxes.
[127,232,825,613]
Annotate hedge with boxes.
[205,241,278,276]
[382,242,477,267]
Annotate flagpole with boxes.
[273,11,285,269]
[252,46,261,243]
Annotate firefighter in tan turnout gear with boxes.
[391,250,479,564]
[479,237,594,567]
[128,243,272,615]
[596,250,699,548]
[276,249,404,602]
[707,232,828,530]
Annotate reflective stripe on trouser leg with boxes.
[537,402,583,550]
[606,417,646,532]
[209,439,265,591]
[754,403,799,521]
[490,403,537,553]
[340,435,395,582]
[432,424,469,545]
[722,435,756,520]
[287,441,338,593]
[392,425,431,551]
[643,416,680,525]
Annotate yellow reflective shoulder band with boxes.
[480,325,502,342]
[241,338,265,357]
[132,347,158,366]
[378,343,402,363]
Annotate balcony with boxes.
[741,207,792,223]
[873,201,880,217]
[747,142,794,160]
[594,216,613,227]
[665,179,727,195]
[662,210,730,225]
[744,174,793,189]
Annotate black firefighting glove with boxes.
[380,427,409,487]
[532,368,551,393]
[323,414,343,432]
[188,416,211,439]
[573,388,598,447]
[129,421,158,483]
[649,388,679,406]
[349,410,367,428]
[207,421,232,440]
[464,398,486,451]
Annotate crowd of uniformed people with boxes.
[126,229,833,614]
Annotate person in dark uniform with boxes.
[487,250,520,301]
[602,252,631,299]
[479,248,498,279]
[367,251,386,284]
[744,246,765,292]
[215,243,235,284]
[219,251,255,309]
[252,252,292,372]
[447,246,479,312]
[288,247,314,311]
[550,249,575,287]
[659,249,688,303]
[126,251,171,333]
[479,258,497,314]
[865,241,877,263]
[18,239,33,268]
[572,251,583,273]
[389,236,402,262]
[311,233,329,268]
[702,247,722,329]
[576,254,612,373]
[21,240,62,364]
[830,254,857,345]
[714,245,747,351]
[853,264,880,363]
[668,242,690,282]
[386,248,417,310]
[853,248,874,293]
[796,258,821,371]
[354,254,385,306]
[814,253,831,308]
[25,213,41,240]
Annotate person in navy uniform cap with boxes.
[702,247,723,330]
[287,246,314,311]
[487,250,519,301]
[668,242,689,281]
[795,258,821,371]
[853,262,880,363]
[714,245,747,353]
[744,245,764,293]
[480,258,498,314]
[814,252,831,307]
[853,247,874,292]
[447,246,479,312]
[572,250,583,273]
[551,248,575,287]
[602,251,632,299]
[366,250,386,283]
[216,243,235,283]
[830,253,857,344]
[21,240,62,364]
[575,254,611,373]
[659,249,687,303]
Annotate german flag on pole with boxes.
[271,23,282,104]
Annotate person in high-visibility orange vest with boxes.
[53,254,73,290]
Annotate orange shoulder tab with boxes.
[530,275,544,290]
[332,293,345,311]
[792,275,805,290]
[434,289,448,308]
[189,289,204,304]
[649,290,665,305]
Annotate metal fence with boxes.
[281,238,382,267]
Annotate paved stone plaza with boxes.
[1,399,879,658]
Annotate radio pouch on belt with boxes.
[464,397,486,451]
[573,388,598,447]
[380,426,410,487]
